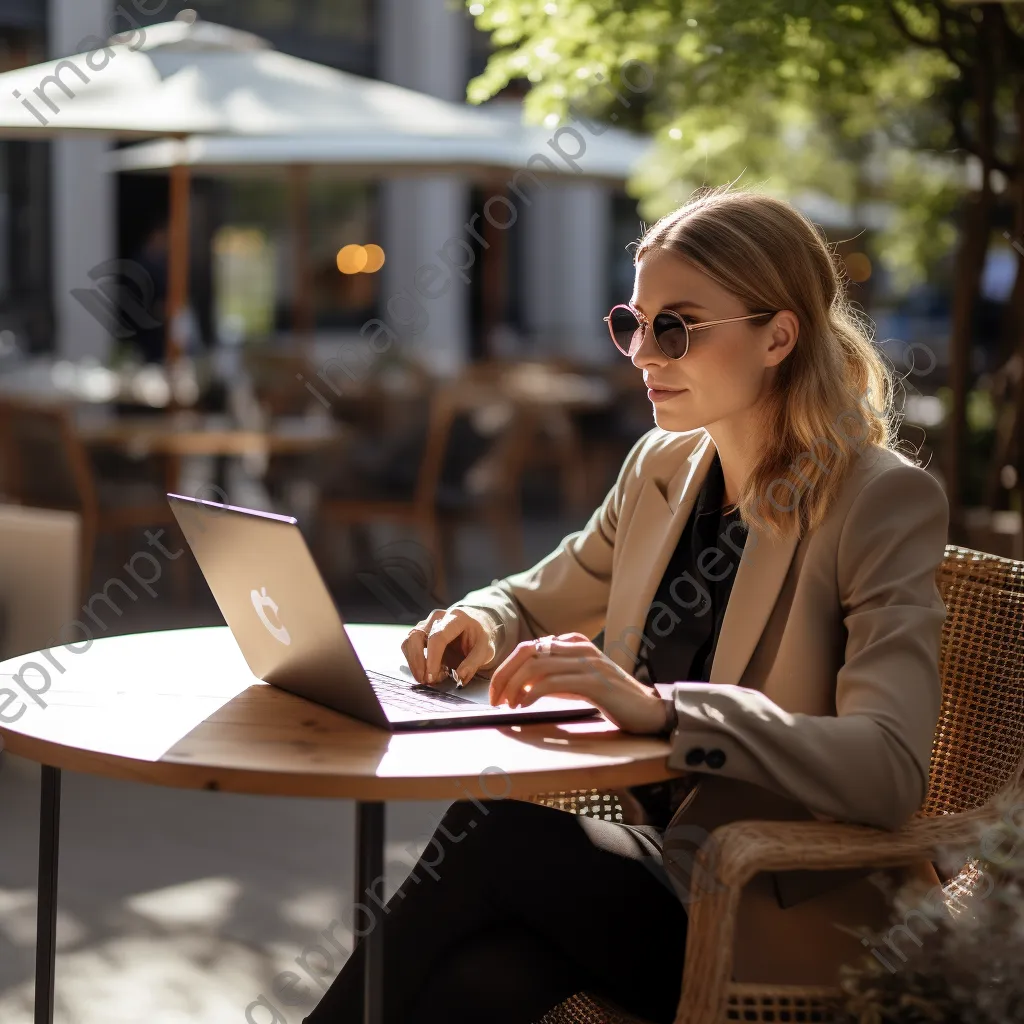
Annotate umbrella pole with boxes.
[480,184,507,362]
[291,164,313,353]
[166,156,192,376]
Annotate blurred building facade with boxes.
[8,0,636,372]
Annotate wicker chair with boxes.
[526,544,1024,1024]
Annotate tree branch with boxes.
[947,95,1016,177]
[884,0,944,51]
[931,2,974,69]
[885,0,971,71]
[932,0,973,29]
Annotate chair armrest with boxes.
[673,804,998,1024]
[706,803,997,889]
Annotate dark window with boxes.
[135,0,377,76]
[609,190,642,310]
[0,1,45,32]
[0,14,49,352]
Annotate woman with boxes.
[304,185,949,1023]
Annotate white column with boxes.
[379,0,469,377]
[49,0,115,362]
[522,181,614,366]
[521,184,561,356]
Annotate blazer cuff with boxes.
[659,697,678,737]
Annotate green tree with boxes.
[467,0,1024,536]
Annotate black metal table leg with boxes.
[355,801,384,1024]
[35,766,60,1024]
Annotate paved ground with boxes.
[0,512,581,1024]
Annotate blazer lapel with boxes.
[603,432,718,672]
[708,506,800,686]
[604,429,801,687]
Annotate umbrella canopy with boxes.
[0,16,514,141]
[107,123,651,184]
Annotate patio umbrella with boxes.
[106,102,651,348]
[0,13,529,364]
[107,121,651,183]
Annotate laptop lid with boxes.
[167,492,392,728]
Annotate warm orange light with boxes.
[844,252,872,283]
[337,244,368,274]
[363,244,385,273]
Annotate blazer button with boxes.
[684,747,706,767]
[705,749,727,769]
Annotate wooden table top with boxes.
[0,625,681,801]
[77,413,344,458]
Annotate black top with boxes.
[627,450,748,826]
[638,450,747,686]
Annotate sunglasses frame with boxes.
[603,303,776,360]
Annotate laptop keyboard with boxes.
[366,669,501,714]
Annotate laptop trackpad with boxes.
[455,679,596,714]
[396,663,596,713]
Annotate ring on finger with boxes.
[533,636,553,657]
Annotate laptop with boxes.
[167,493,601,731]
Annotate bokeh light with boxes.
[363,244,386,273]
[336,243,385,274]
[844,252,872,283]
[336,244,368,274]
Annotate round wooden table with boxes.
[0,624,680,1024]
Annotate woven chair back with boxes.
[924,544,1024,817]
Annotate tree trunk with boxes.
[945,9,998,544]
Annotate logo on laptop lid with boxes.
[251,587,291,645]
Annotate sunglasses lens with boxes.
[652,312,689,359]
[608,306,642,356]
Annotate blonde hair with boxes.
[636,183,900,539]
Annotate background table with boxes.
[0,624,681,1024]
[77,411,344,459]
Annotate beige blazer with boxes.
[453,426,949,985]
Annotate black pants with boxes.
[302,797,688,1024]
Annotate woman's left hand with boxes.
[488,633,670,734]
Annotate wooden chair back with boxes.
[244,348,316,418]
[412,386,460,512]
[924,544,1024,817]
[0,399,97,514]
[413,381,521,512]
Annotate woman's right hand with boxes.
[401,607,499,686]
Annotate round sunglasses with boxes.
[604,303,776,360]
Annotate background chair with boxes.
[0,399,184,601]
[571,361,656,508]
[456,359,626,517]
[313,380,528,604]
[244,347,319,418]
[527,544,1024,1024]
[0,504,79,660]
